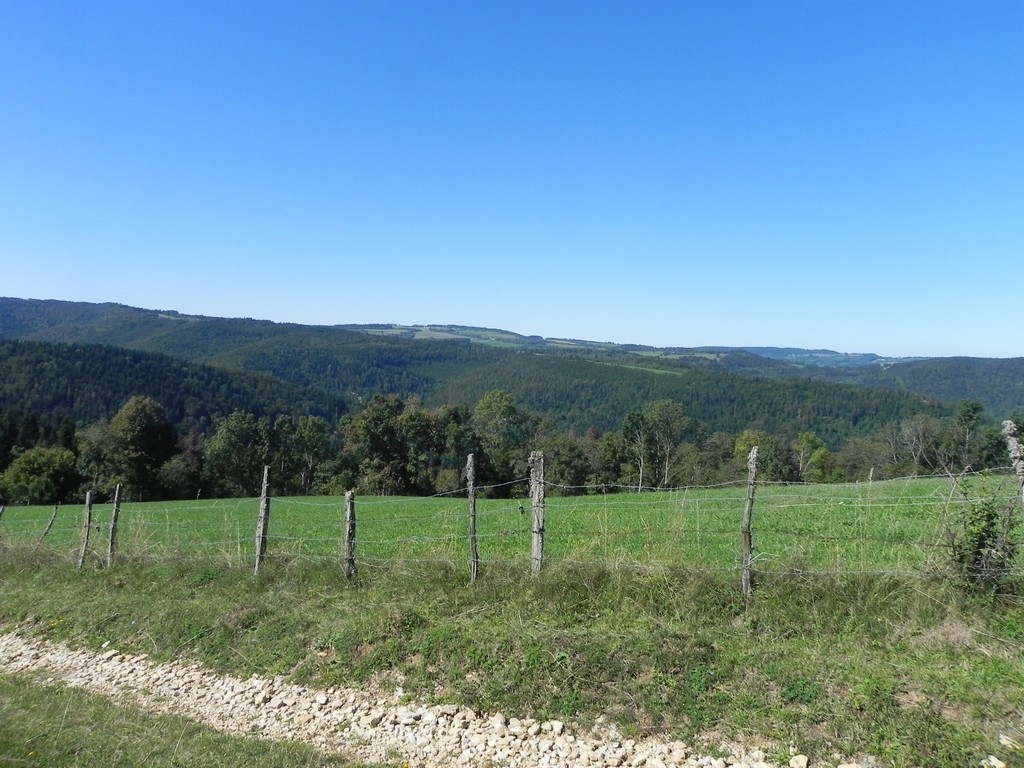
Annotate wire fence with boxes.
[1,466,1020,583]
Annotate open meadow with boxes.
[1,473,1017,576]
[2,474,1023,767]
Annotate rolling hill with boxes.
[2,297,1018,443]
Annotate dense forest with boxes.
[0,297,1019,505]
[0,339,344,429]
[3,297,1022,421]
[0,388,1010,507]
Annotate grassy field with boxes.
[1,473,1016,575]
[1,475,1023,767]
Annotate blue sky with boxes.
[1,1,1020,358]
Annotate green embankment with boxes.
[1,478,1022,768]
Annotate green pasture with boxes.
[1,473,1017,578]
[1,474,1022,767]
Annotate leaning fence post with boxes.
[343,490,356,579]
[1002,420,1024,510]
[36,504,59,549]
[741,446,759,598]
[0,505,5,526]
[77,491,94,569]
[254,466,271,575]
[529,451,545,576]
[467,454,479,584]
[106,484,122,568]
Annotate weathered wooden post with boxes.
[343,490,356,579]
[741,446,758,598]
[467,454,479,584]
[77,491,94,570]
[529,451,545,576]
[1002,420,1024,509]
[37,504,59,548]
[254,466,271,575]
[0,505,5,526]
[106,484,122,568]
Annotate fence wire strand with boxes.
[2,469,1019,581]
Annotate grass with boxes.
[1,473,1015,574]
[1,558,1023,767]
[0,672,382,768]
[1,475,1023,767]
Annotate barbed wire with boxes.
[2,468,1020,579]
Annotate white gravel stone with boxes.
[0,631,876,768]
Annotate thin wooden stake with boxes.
[467,454,479,584]
[254,466,271,575]
[77,491,94,570]
[343,490,356,579]
[529,451,545,576]
[36,504,60,549]
[741,446,758,598]
[106,484,122,568]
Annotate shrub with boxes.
[945,480,1019,594]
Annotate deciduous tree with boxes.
[108,396,179,500]
[0,446,80,504]
[205,411,270,497]
[472,390,535,490]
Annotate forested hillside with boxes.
[0,298,956,443]
[0,300,1013,506]
[0,339,344,430]
[816,358,1024,419]
[425,352,949,446]
[2,297,1020,425]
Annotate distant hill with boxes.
[0,338,344,431]
[697,346,923,367]
[341,325,923,366]
[274,320,1024,420]
[2,297,1019,443]
[810,357,1024,421]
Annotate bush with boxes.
[0,446,81,505]
[945,480,1019,593]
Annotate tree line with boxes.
[0,392,1011,506]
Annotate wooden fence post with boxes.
[530,451,545,576]
[0,505,5,526]
[254,466,271,575]
[77,491,94,570]
[1002,420,1024,509]
[106,484,122,568]
[741,446,758,598]
[343,490,356,579]
[36,504,59,549]
[467,454,479,584]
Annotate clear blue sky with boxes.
[2,1,1020,357]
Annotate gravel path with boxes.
[0,632,867,768]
